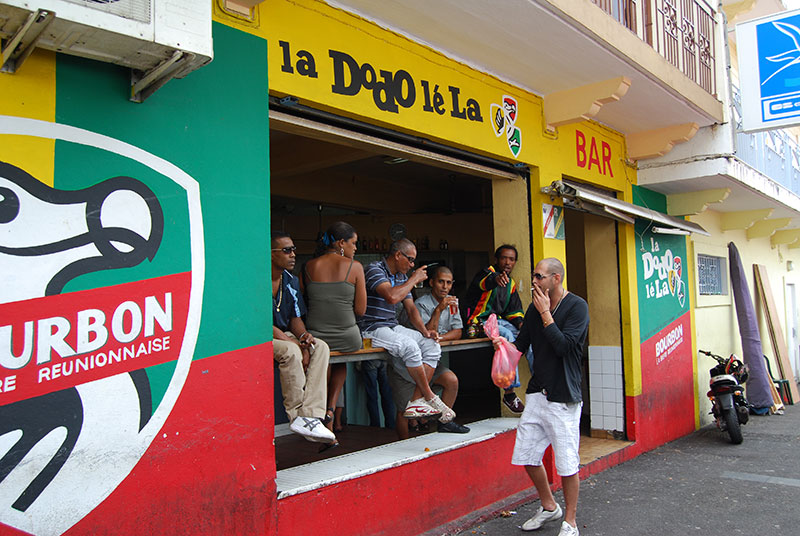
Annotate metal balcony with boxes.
[732,86,800,197]
[593,0,717,95]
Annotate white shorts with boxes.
[363,325,440,369]
[511,392,582,477]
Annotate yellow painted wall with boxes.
[0,49,56,185]
[492,178,532,310]
[493,177,534,414]
[690,210,800,424]
[217,0,643,414]
[530,121,641,396]
[220,0,544,164]
[584,215,622,346]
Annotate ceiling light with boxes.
[652,226,691,235]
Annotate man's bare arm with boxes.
[405,299,438,338]
[438,328,462,342]
[374,266,428,304]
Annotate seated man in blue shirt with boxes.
[271,231,336,445]
[397,265,470,437]
[360,239,455,428]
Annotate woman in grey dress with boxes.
[303,222,367,446]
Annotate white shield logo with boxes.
[0,116,204,536]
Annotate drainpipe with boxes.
[720,0,740,159]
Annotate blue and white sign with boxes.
[737,10,800,131]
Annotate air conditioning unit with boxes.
[0,0,212,101]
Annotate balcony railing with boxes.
[732,86,800,196]
[592,0,717,96]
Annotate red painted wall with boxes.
[628,312,695,450]
[276,431,531,536]
[63,343,276,536]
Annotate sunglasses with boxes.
[272,246,297,254]
[400,251,416,264]
[533,272,553,281]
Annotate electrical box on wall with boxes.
[0,0,212,101]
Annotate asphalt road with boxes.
[453,406,800,536]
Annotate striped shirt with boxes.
[360,259,411,331]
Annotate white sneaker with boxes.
[521,504,563,531]
[427,394,456,423]
[403,398,441,419]
[557,520,579,536]
[290,417,336,443]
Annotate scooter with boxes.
[699,350,750,444]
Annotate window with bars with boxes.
[697,254,727,295]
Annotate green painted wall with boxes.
[632,185,691,340]
[53,23,271,365]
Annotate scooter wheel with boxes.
[723,406,743,444]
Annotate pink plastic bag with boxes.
[483,314,523,389]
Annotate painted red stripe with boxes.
[62,342,276,536]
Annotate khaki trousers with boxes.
[273,333,329,421]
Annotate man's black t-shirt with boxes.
[514,292,589,403]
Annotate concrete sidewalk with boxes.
[436,406,799,536]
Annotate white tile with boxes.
[591,413,602,425]
[614,388,623,404]
[614,374,623,389]
[616,402,624,417]
[603,401,616,417]
[590,386,601,402]
[602,360,616,375]
[590,373,601,388]
[615,416,625,431]
[589,358,601,374]
[604,416,616,430]
[602,388,615,403]
[613,360,622,374]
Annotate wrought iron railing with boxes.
[732,85,800,196]
[592,0,717,96]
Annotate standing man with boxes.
[396,265,470,437]
[492,257,589,536]
[360,238,455,422]
[271,231,336,444]
[465,244,526,413]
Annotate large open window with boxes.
[269,110,524,473]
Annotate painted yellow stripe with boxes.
[0,49,56,186]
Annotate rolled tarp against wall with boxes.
[728,242,773,409]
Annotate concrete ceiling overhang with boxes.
[638,158,800,232]
[324,0,724,136]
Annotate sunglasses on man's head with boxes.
[272,246,297,254]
